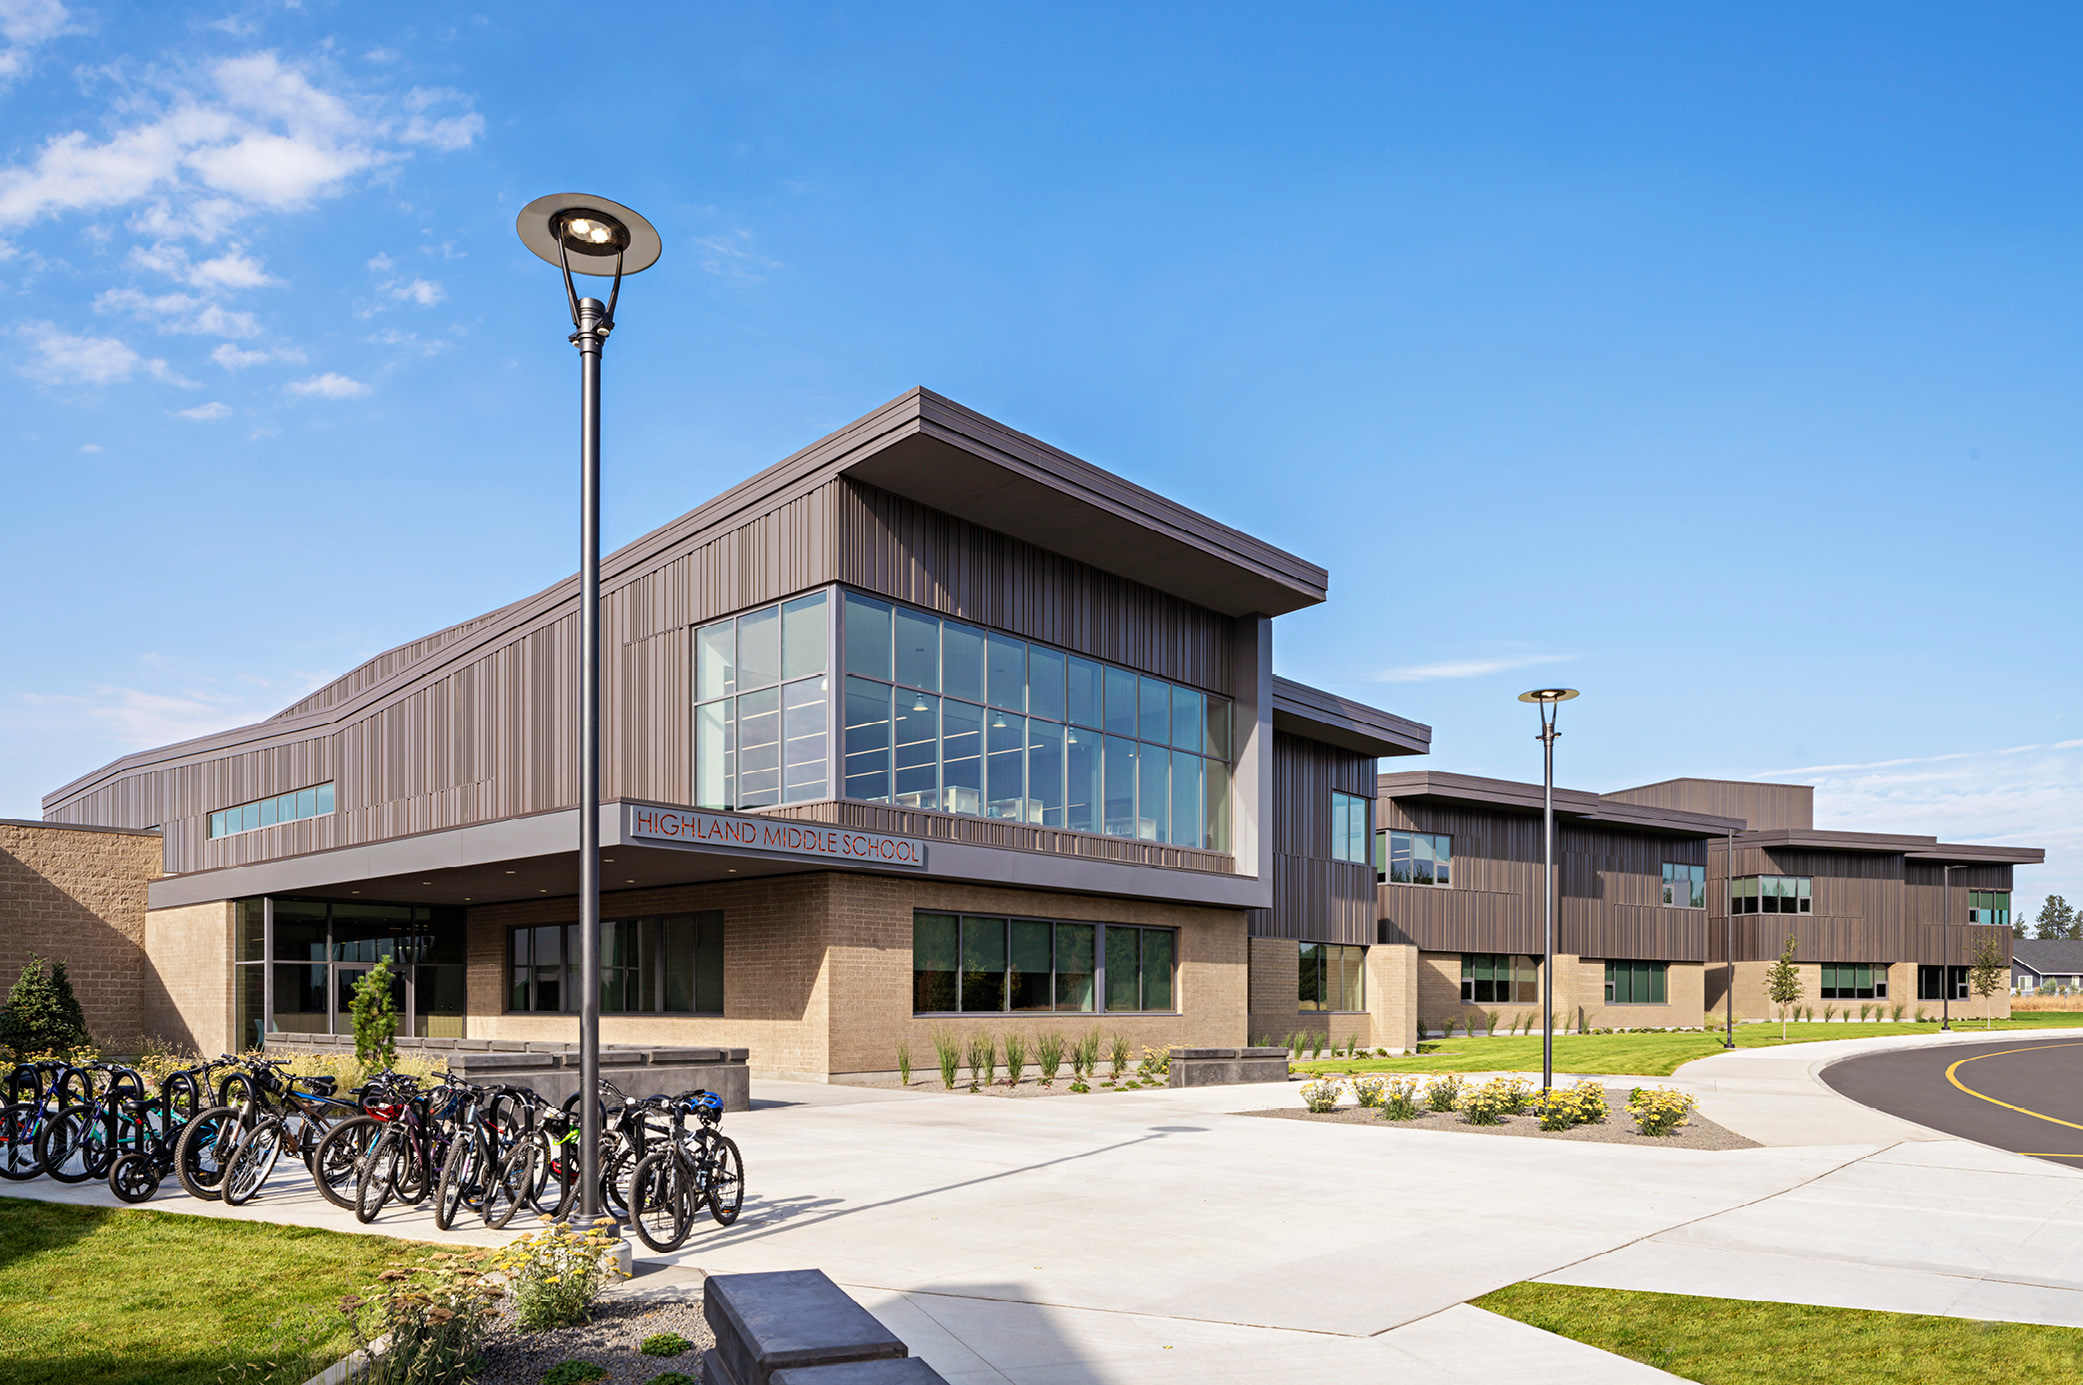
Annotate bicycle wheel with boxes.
[37,1103,113,1184]
[628,1149,692,1253]
[482,1140,534,1231]
[175,1106,240,1201]
[223,1118,285,1206]
[706,1135,744,1225]
[108,1152,162,1204]
[599,1138,641,1219]
[434,1131,486,1232]
[54,1067,94,1109]
[393,1134,431,1205]
[310,1116,379,1210]
[0,1104,43,1180]
[355,1125,403,1224]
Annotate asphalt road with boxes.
[1822,1034,2083,1166]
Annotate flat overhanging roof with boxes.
[1272,677,1430,757]
[1736,827,2046,865]
[1377,770,1745,837]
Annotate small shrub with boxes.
[1570,1078,1609,1124]
[1069,1080,1090,1093]
[1135,1045,1171,1081]
[1627,1086,1698,1137]
[344,1251,503,1385]
[493,1219,625,1331]
[932,1028,962,1090]
[543,1363,608,1385]
[1530,1086,1585,1131]
[350,957,400,1069]
[641,1332,692,1357]
[1822,1004,1836,1023]
[1036,1030,1065,1084]
[1002,1032,1028,1087]
[1299,1079,1343,1113]
[895,1042,912,1087]
[649,1375,697,1385]
[1487,1074,1535,1113]
[1379,1076,1421,1120]
[1073,1028,1101,1078]
[1352,1074,1388,1108]
[1435,1016,1458,1039]
[1288,1031,1303,1057]
[1458,1078,1516,1125]
[0,954,91,1056]
[1108,1032,1132,1078]
[1423,1073,1464,1112]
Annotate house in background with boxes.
[2012,939,2083,993]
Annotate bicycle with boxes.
[34,1061,148,1185]
[352,1077,472,1224]
[482,1092,585,1231]
[0,1061,80,1181]
[174,1057,356,1202]
[628,1090,744,1252]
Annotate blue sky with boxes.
[2,4,2076,920]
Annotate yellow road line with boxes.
[1945,1043,2083,1133]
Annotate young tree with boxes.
[0,954,92,1057]
[1970,936,2008,1029]
[1765,935,1803,1040]
[2035,895,2076,941]
[351,957,399,1068]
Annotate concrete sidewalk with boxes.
[13,1030,2083,1382]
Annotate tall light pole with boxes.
[1942,862,1958,1032]
[1519,688,1578,1093]
[1723,823,1737,1049]
[516,194,662,1228]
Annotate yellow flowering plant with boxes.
[1298,1078,1343,1113]
[1626,1086,1698,1137]
[493,1219,626,1331]
[343,1250,503,1384]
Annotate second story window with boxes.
[1731,875,1811,914]
[210,783,335,838]
[1331,791,1369,863]
[1968,890,2011,927]
[695,593,831,809]
[1378,829,1451,886]
[1661,863,1706,908]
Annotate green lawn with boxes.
[1478,1281,2083,1382]
[0,1196,429,1385]
[1295,1012,2083,1078]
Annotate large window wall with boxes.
[506,912,724,1015]
[695,593,831,809]
[233,896,466,1050]
[912,912,1176,1014]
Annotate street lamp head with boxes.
[516,193,662,276]
[1517,688,1580,704]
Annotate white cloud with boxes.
[15,682,271,750]
[176,399,230,419]
[1373,652,1575,683]
[78,441,98,452]
[0,0,69,88]
[689,229,779,281]
[210,339,301,369]
[286,370,366,399]
[367,326,450,356]
[96,286,262,338]
[17,320,139,384]
[146,357,199,387]
[388,276,442,306]
[129,241,277,289]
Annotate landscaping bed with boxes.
[475,1289,713,1385]
[1243,1093,1758,1150]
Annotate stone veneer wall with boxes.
[467,871,1251,1081]
[0,822,160,1046]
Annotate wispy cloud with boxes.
[689,230,780,282]
[285,370,366,399]
[1373,652,1574,683]
[0,0,70,90]
[176,399,230,420]
[14,319,193,386]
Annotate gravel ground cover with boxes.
[844,1075,1168,1098]
[1242,1092,1759,1150]
[473,1289,713,1385]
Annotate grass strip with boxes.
[1302,1014,2083,1078]
[1477,1281,2083,1382]
[0,1195,429,1385]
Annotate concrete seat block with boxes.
[645,1047,729,1062]
[704,1270,906,1385]
[1172,1047,1238,1059]
[450,1052,551,1072]
[524,1041,576,1053]
[771,1358,949,1385]
[1239,1046,1289,1058]
[597,1051,647,1067]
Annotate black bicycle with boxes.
[628,1090,743,1252]
[173,1057,356,1202]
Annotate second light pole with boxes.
[1520,687,1579,1093]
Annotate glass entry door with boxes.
[261,896,467,1044]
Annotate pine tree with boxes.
[1765,935,1803,1040]
[351,956,399,1068]
[2035,895,2076,941]
[0,954,92,1056]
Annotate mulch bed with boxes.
[1240,1092,1759,1150]
[473,1290,714,1385]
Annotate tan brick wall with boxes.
[0,823,160,1046]
[1246,937,1300,1043]
[1244,938,1416,1053]
[1367,943,1418,1052]
[1712,959,2007,1024]
[1571,959,1705,1030]
[142,901,234,1056]
[466,872,1250,1080]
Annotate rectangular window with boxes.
[209,782,338,838]
[1299,942,1366,1012]
[1918,964,1969,1001]
[1820,962,1888,1000]
[1662,863,1707,908]
[827,590,1233,851]
[1967,890,2011,928]
[1380,830,1451,886]
[1331,791,1369,864]
[911,914,1165,1013]
[693,594,834,809]
[1730,875,1812,914]
[1603,960,1668,1006]
[506,913,722,1014]
[1461,953,1538,1004]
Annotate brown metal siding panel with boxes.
[837,480,1234,693]
[1245,733,1376,944]
[1706,844,2013,964]
[760,800,1234,874]
[1606,779,1814,831]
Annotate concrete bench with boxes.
[1169,1045,1290,1088]
[701,1270,943,1385]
